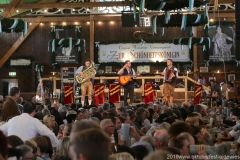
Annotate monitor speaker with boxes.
[122,12,139,27]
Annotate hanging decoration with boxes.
[133,0,208,11]
[152,14,208,28]
[0,18,28,37]
[48,38,86,64]
[50,25,82,39]
[35,63,45,104]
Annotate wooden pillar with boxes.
[193,27,198,80]
[90,15,94,61]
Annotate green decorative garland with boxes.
[48,38,85,64]
[50,25,81,39]
[1,18,28,36]
[173,37,210,60]
[94,40,193,66]
[133,0,208,11]
[154,14,208,27]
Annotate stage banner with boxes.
[94,83,105,106]
[98,43,189,63]
[64,84,74,104]
[144,83,156,103]
[109,83,121,103]
[194,84,202,105]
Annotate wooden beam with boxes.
[0,2,127,9]
[208,0,234,4]
[21,15,121,22]
[1,0,21,18]
[90,15,94,61]
[0,16,44,68]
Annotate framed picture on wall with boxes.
[228,74,235,83]
[200,67,208,72]
[105,66,112,73]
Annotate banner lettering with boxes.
[144,83,156,103]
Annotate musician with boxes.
[161,59,178,105]
[117,60,140,106]
[75,59,94,106]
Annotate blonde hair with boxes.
[43,115,55,129]
[110,152,134,160]
[42,108,51,117]
[56,137,70,158]
[25,139,38,154]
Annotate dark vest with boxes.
[122,68,133,85]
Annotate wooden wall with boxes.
[0,19,238,95]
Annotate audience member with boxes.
[1,87,20,121]
[7,135,24,148]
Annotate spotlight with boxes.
[16,9,19,12]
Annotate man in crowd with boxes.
[0,101,58,147]
[1,87,21,121]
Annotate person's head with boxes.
[7,135,23,148]
[153,130,169,150]
[194,105,207,117]
[66,110,77,124]
[217,26,222,34]
[0,131,8,160]
[103,102,110,112]
[23,101,36,115]
[117,107,126,115]
[82,109,90,119]
[168,121,194,138]
[63,124,72,137]
[110,117,121,130]
[100,119,115,136]
[10,87,20,101]
[120,113,131,124]
[210,79,216,85]
[179,132,195,145]
[33,136,48,155]
[162,147,182,155]
[17,145,34,160]
[131,145,149,160]
[85,59,91,67]
[167,59,173,67]
[124,60,131,68]
[56,137,70,158]
[24,139,38,155]
[185,117,199,126]
[69,128,110,160]
[110,152,134,160]
[76,111,84,121]
[191,125,205,144]
[140,136,155,151]
[114,144,135,159]
[70,119,101,141]
[43,115,55,129]
[169,135,190,156]
[0,95,3,102]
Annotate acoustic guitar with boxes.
[119,74,140,85]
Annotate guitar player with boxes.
[161,59,178,105]
[117,60,140,106]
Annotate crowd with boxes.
[0,87,240,160]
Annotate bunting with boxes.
[94,83,105,106]
[109,84,121,103]
[144,83,156,103]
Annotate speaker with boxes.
[122,12,139,27]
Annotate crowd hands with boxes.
[1,89,240,160]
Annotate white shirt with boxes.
[0,113,58,147]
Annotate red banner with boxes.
[144,83,156,103]
[109,83,121,103]
[64,84,74,104]
[94,83,105,106]
[194,84,202,105]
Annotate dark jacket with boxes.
[2,97,20,121]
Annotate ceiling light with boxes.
[16,10,19,12]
